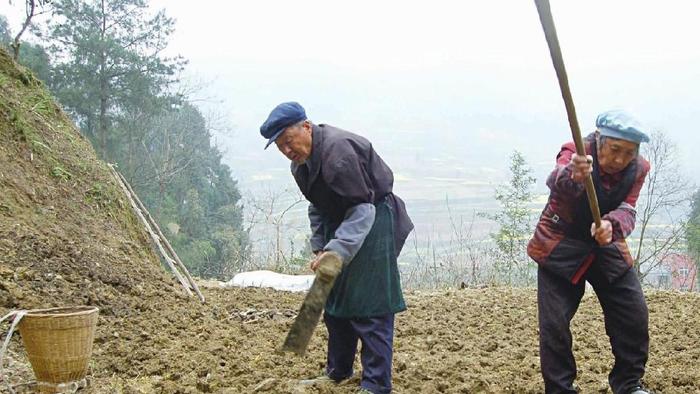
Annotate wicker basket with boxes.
[17,306,98,391]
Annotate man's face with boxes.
[274,121,313,164]
[597,135,639,174]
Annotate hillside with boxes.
[1,48,699,393]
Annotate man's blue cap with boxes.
[595,110,650,144]
[260,102,307,149]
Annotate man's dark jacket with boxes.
[292,124,413,256]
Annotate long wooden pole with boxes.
[116,171,205,303]
[109,165,193,297]
[534,0,601,227]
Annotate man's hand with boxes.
[570,154,593,183]
[309,250,323,271]
[309,251,343,281]
[591,220,613,245]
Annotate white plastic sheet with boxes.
[223,270,314,292]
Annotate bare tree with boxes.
[402,197,492,290]
[9,0,51,60]
[634,131,694,281]
[407,227,442,289]
[244,187,307,272]
[136,111,206,214]
[445,198,491,287]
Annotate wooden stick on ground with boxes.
[108,164,193,297]
[115,170,205,303]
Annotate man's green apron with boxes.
[323,201,406,319]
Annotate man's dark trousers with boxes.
[538,261,649,394]
[324,312,395,394]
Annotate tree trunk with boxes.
[98,0,108,159]
[12,0,37,61]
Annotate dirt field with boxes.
[7,283,699,394]
[4,281,700,393]
[5,285,689,394]
[89,286,700,394]
[1,47,700,394]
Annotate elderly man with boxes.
[260,102,413,394]
[528,110,652,394]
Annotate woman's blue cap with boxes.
[595,110,650,144]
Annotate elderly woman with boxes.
[528,110,652,394]
[260,102,413,394]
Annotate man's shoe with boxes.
[355,388,374,394]
[629,386,651,394]
[299,375,336,386]
[299,374,352,386]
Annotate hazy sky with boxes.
[140,0,700,190]
[2,0,698,204]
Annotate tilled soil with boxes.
[8,285,691,394]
